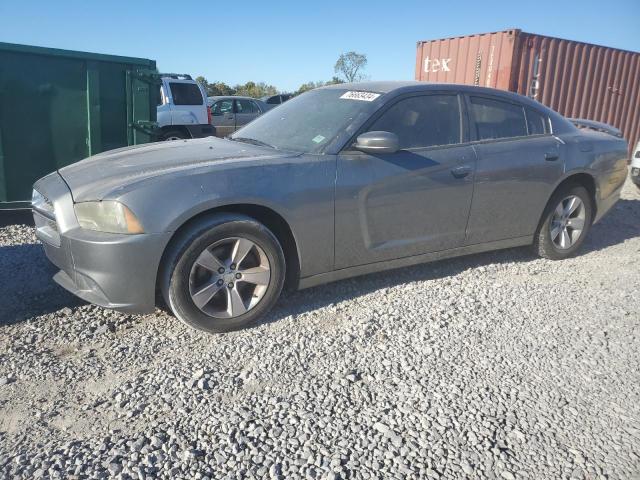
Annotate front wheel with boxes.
[533,184,593,260]
[162,215,285,333]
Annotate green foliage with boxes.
[196,70,350,100]
[195,76,208,90]
[334,51,367,83]
[233,81,278,98]
[209,82,235,96]
[295,77,345,95]
[196,76,278,98]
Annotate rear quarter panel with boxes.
[562,130,628,221]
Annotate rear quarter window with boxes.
[169,82,204,106]
[525,108,549,135]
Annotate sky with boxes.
[1,0,638,93]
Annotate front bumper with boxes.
[33,172,172,314]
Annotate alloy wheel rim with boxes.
[550,195,586,250]
[188,237,271,319]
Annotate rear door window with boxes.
[366,94,461,149]
[169,82,204,106]
[525,108,549,135]
[469,96,527,140]
[236,99,258,114]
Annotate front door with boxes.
[211,99,236,137]
[463,95,565,244]
[335,93,476,269]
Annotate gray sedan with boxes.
[207,96,268,137]
[32,82,629,333]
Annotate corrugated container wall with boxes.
[416,30,640,155]
[0,42,158,207]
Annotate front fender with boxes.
[112,155,337,279]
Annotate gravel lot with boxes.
[1,180,639,480]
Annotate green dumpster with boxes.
[0,42,159,208]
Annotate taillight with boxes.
[207,105,212,125]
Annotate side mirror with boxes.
[353,131,399,154]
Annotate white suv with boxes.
[157,75,214,140]
[631,140,640,190]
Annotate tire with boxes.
[533,184,593,260]
[161,214,285,333]
[161,130,188,141]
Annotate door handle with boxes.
[544,152,559,161]
[451,165,472,179]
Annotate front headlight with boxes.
[74,201,144,234]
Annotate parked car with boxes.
[631,140,640,190]
[207,96,268,137]
[260,93,293,109]
[32,81,628,333]
[157,75,214,140]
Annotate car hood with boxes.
[58,137,294,202]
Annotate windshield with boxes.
[230,88,380,153]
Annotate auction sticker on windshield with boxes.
[340,91,381,102]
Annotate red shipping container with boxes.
[415,29,640,154]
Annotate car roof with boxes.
[321,81,422,93]
[321,80,561,115]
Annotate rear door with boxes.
[210,99,236,137]
[464,95,564,244]
[167,80,207,125]
[234,99,261,129]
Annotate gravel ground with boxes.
[1,180,639,480]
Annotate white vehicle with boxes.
[157,75,214,140]
[631,140,640,190]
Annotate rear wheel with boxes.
[162,215,285,333]
[161,130,188,141]
[534,184,593,260]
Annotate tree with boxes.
[195,76,209,92]
[296,81,324,95]
[233,81,278,98]
[295,77,345,95]
[334,52,367,83]
[195,76,235,96]
[209,81,235,96]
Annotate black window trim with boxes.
[464,93,553,144]
[340,91,468,154]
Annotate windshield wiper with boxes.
[230,137,277,150]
